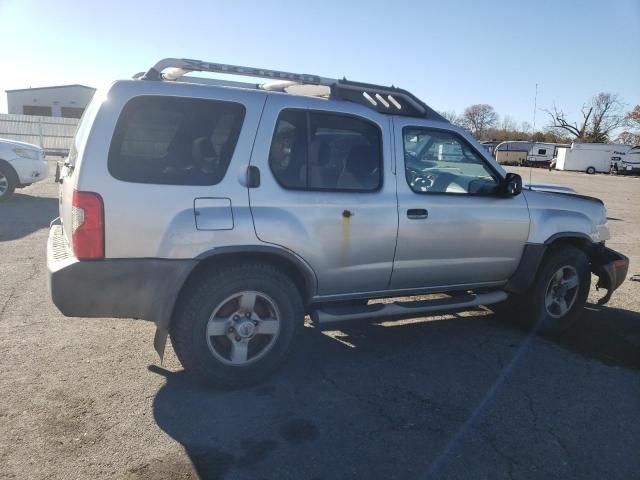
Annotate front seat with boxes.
[308,140,332,188]
[337,144,378,190]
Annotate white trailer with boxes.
[554,143,633,174]
[495,141,559,166]
[612,145,640,175]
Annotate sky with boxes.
[1,0,639,129]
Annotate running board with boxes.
[309,291,508,324]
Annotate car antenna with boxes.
[529,82,538,189]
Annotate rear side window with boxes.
[269,109,381,191]
[108,96,245,185]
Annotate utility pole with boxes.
[532,83,538,140]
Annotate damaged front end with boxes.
[591,245,629,305]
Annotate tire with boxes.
[170,263,304,388]
[586,166,596,175]
[520,245,590,335]
[0,163,17,202]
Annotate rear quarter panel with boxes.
[75,81,267,258]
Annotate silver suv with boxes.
[47,58,629,387]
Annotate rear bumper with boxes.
[591,246,629,305]
[47,222,195,323]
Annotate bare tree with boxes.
[500,115,517,132]
[439,110,460,125]
[459,104,498,139]
[545,92,625,143]
[616,105,640,145]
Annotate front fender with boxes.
[523,189,606,244]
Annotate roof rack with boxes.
[139,58,447,122]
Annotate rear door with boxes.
[249,95,398,296]
[391,118,530,290]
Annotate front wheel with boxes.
[170,263,304,387]
[522,245,590,335]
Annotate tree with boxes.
[545,92,625,143]
[459,104,498,139]
[500,115,517,132]
[532,131,547,142]
[439,110,460,125]
[616,105,640,145]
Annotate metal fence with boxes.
[0,113,78,156]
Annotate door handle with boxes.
[247,165,261,188]
[407,208,428,219]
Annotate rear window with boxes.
[108,96,245,185]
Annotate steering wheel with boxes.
[428,171,457,192]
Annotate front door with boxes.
[390,118,530,290]
[249,96,398,296]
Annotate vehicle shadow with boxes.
[0,193,58,242]
[552,303,640,370]
[148,304,640,480]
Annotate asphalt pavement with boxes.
[0,163,639,479]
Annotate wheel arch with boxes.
[544,232,593,249]
[506,233,596,294]
[153,245,316,360]
[169,245,316,323]
[0,158,19,184]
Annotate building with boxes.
[6,84,95,119]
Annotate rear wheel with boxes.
[0,164,16,201]
[170,263,304,387]
[586,166,596,174]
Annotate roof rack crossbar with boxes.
[139,58,447,122]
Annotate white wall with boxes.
[7,86,95,117]
[0,113,78,153]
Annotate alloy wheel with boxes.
[205,291,281,366]
[544,265,579,318]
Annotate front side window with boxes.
[269,109,382,191]
[403,128,499,195]
[108,96,245,185]
[538,148,547,155]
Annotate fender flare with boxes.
[505,233,595,294]
[543,231,592,245]
[192,244,318,298]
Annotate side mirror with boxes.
[502,172,522,197]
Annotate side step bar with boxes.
[309,291,508,324]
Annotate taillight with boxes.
[71,190,104,260]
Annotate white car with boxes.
[0,138,48,201]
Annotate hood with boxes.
[525,182,576,194]
[525,182,604,205]
[0,137,43,151]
